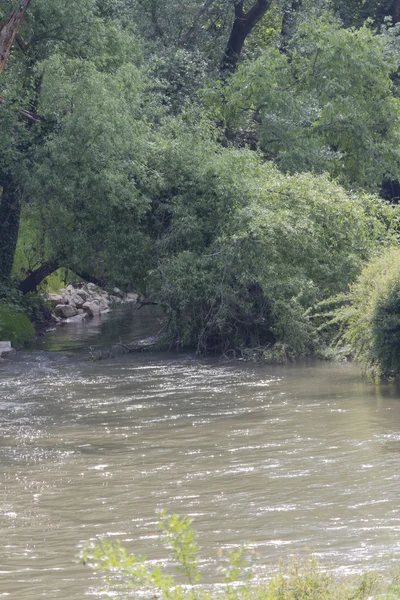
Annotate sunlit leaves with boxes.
[224,13,400,190]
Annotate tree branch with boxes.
[0,0,32,73]
[0,95,42,123]
[18,260,104,294]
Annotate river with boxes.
[1,306,400,598]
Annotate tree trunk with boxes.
[18,261,105,294]
[221,0,272,73]
[0,176,22,285]
[18,260,60,294]
[0,0,32,73]
[280,0,302,52]
[393,0,400,23]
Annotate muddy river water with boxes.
[1,306,400,598]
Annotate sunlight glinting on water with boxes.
[2,317,400,597]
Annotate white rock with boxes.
[55,304,79,318]
[0,341,13,354]
[83,301,101,317]
[76,289,89,301]
[47,293,63,305]
[124,292,138,303]
[98,298,109,310]
[71,294,85,309]
[65,314,88,323]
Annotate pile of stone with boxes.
[46,282,138,323]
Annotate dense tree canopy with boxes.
[222,14,400,190]
[2,0,400,362]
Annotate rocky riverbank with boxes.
[47,282,138,323]
[0,284,142,358]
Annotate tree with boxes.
[221,0,272,72]
[144,118,396,354]
[0,0,32,284]
[330,246,400,381]
[222,13,400,190]
[0,0,31,73]
[280,0,302,51]
[0,0,148,289]
[332,0,400,27]
[18,53,156,291]
[112,0,277,74]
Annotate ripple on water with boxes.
[1,353,400,598]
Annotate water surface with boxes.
[1,309,400,598]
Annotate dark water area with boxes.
[2,306,400,598]
[26,303,164,354]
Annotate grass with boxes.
[0,303,35,347]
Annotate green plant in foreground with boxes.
[0,303,34,347]
[80,513,399,600]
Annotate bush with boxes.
[0,303,35,347]
[332,246,400,380]
[81,513,395,600]
[150,146,397,357]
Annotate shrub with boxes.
[331,246,400,380]
[150,151,397,357]
[81,513,392,600]
[0,303,35,347]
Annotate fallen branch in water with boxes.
[114,336,161,353]
[136,300,159,310]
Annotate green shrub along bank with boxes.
[81,513,400,600]
[0,304,34,347]
[329,246,400,382]
[150,148,398,356]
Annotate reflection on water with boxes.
[1,311,400,598]
[27,304,164,354]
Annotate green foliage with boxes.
[0,303,34,347]
[331,0,394,28]
[0,0,151,291]
[149,138,396,355]
[22,52,156,288]
[159,511,201,584]
[3,0,400,363]
[329,246,400,381]
[222,13,400,190]
[81,513,398,600]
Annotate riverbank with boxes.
[45,281,138,323]
[0,281,143,357]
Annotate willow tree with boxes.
[0,0,151,290]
